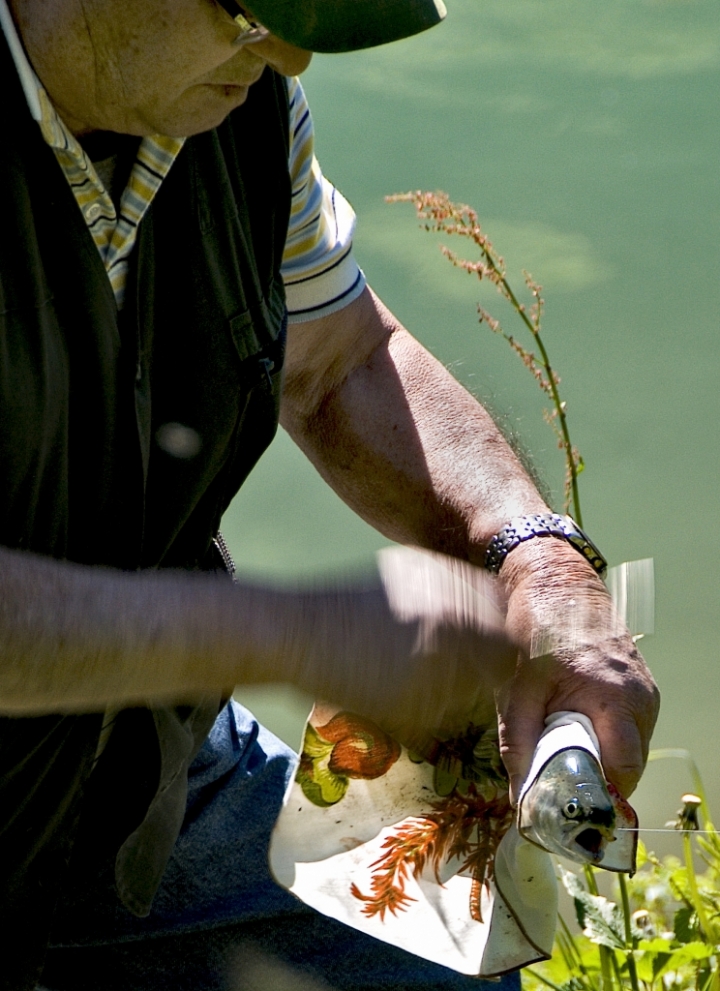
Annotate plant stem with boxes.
[526,970,569,991]
[583,868,615,991]
[484,262,583,525]
[529,331,583,526]
[618,874,640,991]
[558,915,600,990]
[618,873,633,946]
[397,192,585,523]
[683,831,714,942]
[700,970,715,991]
[583,866,600,896]
[598,946,616,991]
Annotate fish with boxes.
[519,748,617,866]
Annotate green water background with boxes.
[223,0,720,844]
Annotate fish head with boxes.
[519,748,617,866]
[554,781,616,863]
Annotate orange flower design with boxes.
[298,712,401,807]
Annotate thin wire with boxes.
[617,828,717,835]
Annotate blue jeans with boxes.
[42,702,521,991]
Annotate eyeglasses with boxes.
[215,0,270,46]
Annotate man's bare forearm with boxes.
[0,545,513,736]
[281,287,548,565]
[0,547,376,715]
[0,546,296,714]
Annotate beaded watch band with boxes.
[484,513,607,578]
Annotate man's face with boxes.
[11,0,313,136]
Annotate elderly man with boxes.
[0,0,659,988]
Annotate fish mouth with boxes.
[575,828,606,860]
[571,824,616,863]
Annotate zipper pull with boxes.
[258,356,275,389]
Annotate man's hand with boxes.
[273,546,518,754]
[359,546,518,749]
[494,539,660,803]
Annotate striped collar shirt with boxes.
[1,0,366,324]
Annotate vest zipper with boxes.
[213,531,237,582]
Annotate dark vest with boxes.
[0,29,291,989]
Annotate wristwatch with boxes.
[484,513,607,578]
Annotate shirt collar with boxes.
[0,0,43,121]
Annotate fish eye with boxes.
[563,799,582,819]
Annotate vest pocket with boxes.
[227,282,287,391]
[228,304,265,362]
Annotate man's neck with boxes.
[6,0,100,135]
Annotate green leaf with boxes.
[674,904,700,943]
[635,953,668,985]
[636,937,675,954]
[433,765,459,797]
[635,940,675,983]
[556,869,625,950]
[558,865,586,900]
[633,940,713,986]
[666,942,714,963]
[575,894,626,950]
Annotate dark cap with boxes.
[247,0,447,53]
